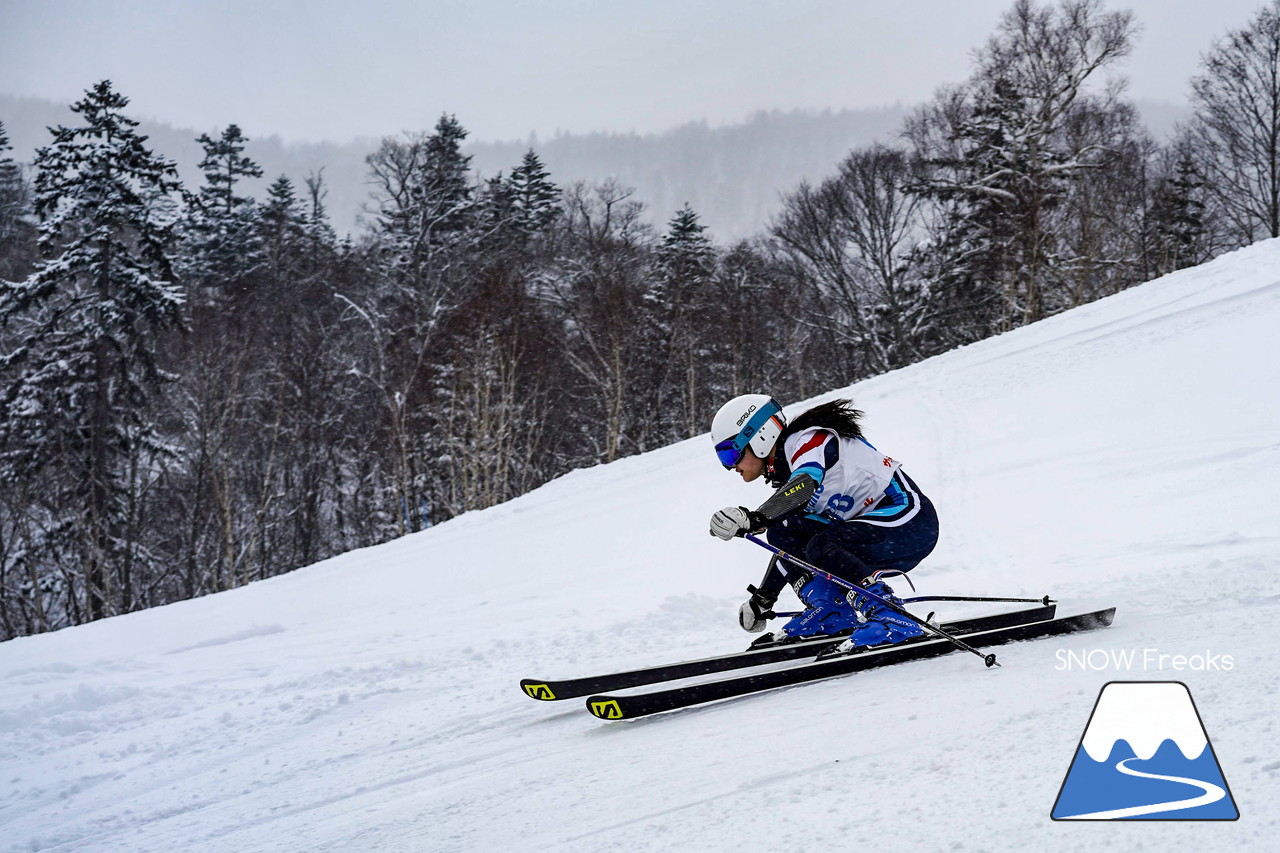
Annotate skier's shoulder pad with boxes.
[756,471,818,522]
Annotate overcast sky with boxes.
[0,0,1269,144]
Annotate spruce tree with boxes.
[657,203,715,285]
[302,169,338,247]
[507,150,560,239]
[0,120,24,236]
[0,80,185,624]
[422,113,474,235]
[908,79,1029,339]
[649,204,717,437]
[475,171,518,249]
[0,121,36,282]
[259,175,308,284]
[183,124,264,297]
[366,113,477,289]
[1147,152,1209,275]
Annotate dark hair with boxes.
[781,398,865,442]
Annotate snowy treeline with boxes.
[2,0,1278,639]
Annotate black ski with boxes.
[584,607,1115,720]
[519,603,1056,701]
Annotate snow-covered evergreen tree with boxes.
[259,175,308,285]
[302,169,338,248]
[182,124,264,298]
[366,113,477,290]
[1147,151,1210,274]
[0,120,23,233]
[0,121,36,282]
[473,171,517,251]
[647,204,717,437]
[905,82,1024,341]
[0,80,185,624]
[656,203,715,286]
[420,114,474,239]
[507,150,560,240]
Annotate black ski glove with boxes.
[738,584,778,633]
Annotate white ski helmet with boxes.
[711,394,786,469]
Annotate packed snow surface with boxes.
[4,241,1280,851]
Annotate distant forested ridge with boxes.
[0,95,911,240]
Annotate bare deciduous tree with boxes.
[1187,0,1280,244]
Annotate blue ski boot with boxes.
[779,573,863,639]
[839,580,925,649]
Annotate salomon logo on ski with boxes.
[1051,681,1239,820]
[522,682,556,701]
[588,699,624,720]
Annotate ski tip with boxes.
[520,680,558,701]
[585,696,627,720]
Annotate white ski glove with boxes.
[710,506,754,540]
[706,504,762,537]
[738,585,778,633]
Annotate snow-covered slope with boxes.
[4,242,1279,852]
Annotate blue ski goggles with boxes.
[714,402,781,469]
[715,436,749,469]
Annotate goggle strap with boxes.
[717,401,781,468]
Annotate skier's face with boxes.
[734,450,766,483]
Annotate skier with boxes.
[708,394,939,646]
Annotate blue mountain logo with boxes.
[1051,681,1238,820]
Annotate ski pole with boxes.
[743,535,999,668]
[904,594,1054,605]
[770,595,1053,617]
